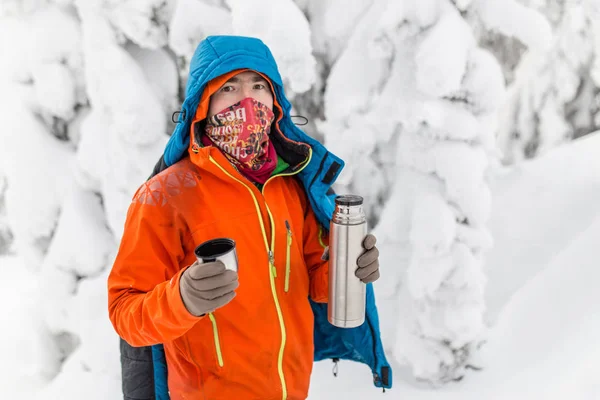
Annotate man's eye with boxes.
[221,86,234,93]
[254,84,266,90]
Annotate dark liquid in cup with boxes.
[195,238,235,262]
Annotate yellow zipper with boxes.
[317,225,327,249]
[284,220,292,293]
[209,149,312,400]
[208,313,224,367]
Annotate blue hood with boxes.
[159,35,392,393]
[164,35,342,225]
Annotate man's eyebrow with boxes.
[224,75,267,84]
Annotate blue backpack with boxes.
[125,35,391,399]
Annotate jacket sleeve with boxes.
[303,203,329,303]
[108,190,200,347]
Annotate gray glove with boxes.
[320,233,381,284]
[179,260,239,317]
[356,234,380,283]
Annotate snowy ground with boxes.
[3,133,600,399]
[310,209,600,400]
[0,257,56,399]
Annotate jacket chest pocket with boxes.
[282,219,310,294]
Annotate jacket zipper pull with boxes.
[285,220,292,292]
[269,250,277,277]
[285,220,292,247]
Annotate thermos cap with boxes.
[335,195,363,207]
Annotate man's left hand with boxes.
[356,234,380,284]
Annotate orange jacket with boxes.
[108,142,329,399]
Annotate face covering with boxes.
[201,97,277,184]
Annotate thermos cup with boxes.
[194,238,238,272]
[328,195,367,328]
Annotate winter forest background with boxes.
[1,0,600,399]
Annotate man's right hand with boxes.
[179,260,239,317]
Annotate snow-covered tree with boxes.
[1,1,177,396]
[38,0,180,396]
[315,0,553,383]
[0,174,13,254]
[0,3,82,392]
[316,0,497,382]
[491,0,600,163]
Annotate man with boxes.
[108,35,391,400]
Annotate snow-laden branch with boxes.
[228,0,316,94]
[474,0,553,51]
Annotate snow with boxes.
[38,252,78,334]
[413,100,481,141]
[35,269,123,400]
[454,0,473,11]
[42,178,114,278]
[462,48,506,115]
[373,4,500,375]
[433,142,490,225]
[26,6,82,68]
[495,0,600,162]
[0,255,60,400]
[168,0,232,67]
[127,44,180,114]
[0,16,30,82]
[307,0,374,64]
[75,109,110,192]
[409,192,456,257]
[1,4,169,397]
[227,0,316,94]
[476,213,600,399]
[475,0,553,52]
[77,18,169,236]
[317,0,406,193]
[105,0,173,49]
[415,12,474,97]
[0,84,74,268]
[85,45,165,146]
[592,2,600,86]
[32,63,77,120]
[484,132,600,320]
[2,1,600,398]
[321,0,395,123]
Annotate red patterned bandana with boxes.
[202,97,277,184]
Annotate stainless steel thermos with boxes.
[328,195,367,328]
